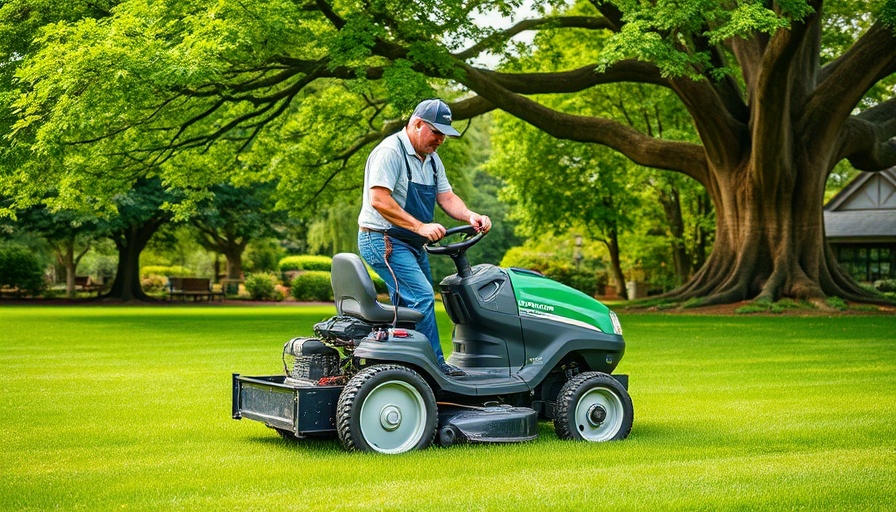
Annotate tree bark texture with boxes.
[607,237,628,301]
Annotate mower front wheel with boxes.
[336,364,437,454]
[554,372,633,442]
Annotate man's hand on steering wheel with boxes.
[423,224,488,255]
[417,222,447,241]
[469,213,491,233]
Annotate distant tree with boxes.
[100,178,174,302]
[190,181,289,282]
[11,205,104,297]
[490,114,637,297]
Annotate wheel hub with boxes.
[587,404,607,427]
[380,405,402,431]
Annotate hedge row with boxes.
[279,255,332,272]
[239,269,386,302]
[141,265,193,278]
[290,271,333,301]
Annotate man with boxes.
[357,99,491,376]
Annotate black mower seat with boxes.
[331,253,424,325]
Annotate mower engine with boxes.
[281,316,374,386]
[282,338,341,385]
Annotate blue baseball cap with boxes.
[412,99,461,137]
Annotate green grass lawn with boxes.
[1,305,894,511]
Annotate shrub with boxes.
[546,264,607,297]
[873,279,896,293]
[290,271,333,302]
[244,273,282,301]
[735,300,775,314]
[279,255,333,272]
[736,299,815,314]
[141,265,192,278]
[0,244,46,296]
[141,274,168,294]
[244,239,285,273]
[826,296,848,311]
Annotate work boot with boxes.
[438,361,466,377]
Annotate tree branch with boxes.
[691,22,749,123]
[457,62,708,185]
[808,21,896,135]
[469,59,669,95]
[454,16,614,61]
[589,1,624,31]
[665,75,748,176]
[841,96,896,170]
[448,95,497,121]
[312,0,345,29]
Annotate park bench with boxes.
[167,277,225,302]
[75,276,105,295]
[0,285,21,297]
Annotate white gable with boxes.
[837,172,896,211]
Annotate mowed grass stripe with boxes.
[1,306,893,511]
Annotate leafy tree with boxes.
[9,205,103,297]
[306,202,364,256]
[489,13,712,296]
[100,178,175,302]
[4,0,895,306]
[627,172,714,288]
[190,181,289,282]
[490,113,637,297]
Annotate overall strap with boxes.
[401,148,439,185]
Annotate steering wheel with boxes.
[423,224,486,256]
[424,224,487,278]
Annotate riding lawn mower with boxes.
[232,225,633,454]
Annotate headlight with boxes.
[609,311,623,336]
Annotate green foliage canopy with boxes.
[2,0,895,304]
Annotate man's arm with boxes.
[437,191,492,232]
[370,186,446,240]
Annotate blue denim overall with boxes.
[358,150,446,361]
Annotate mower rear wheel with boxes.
[336,364,437,454]
[554,372,633,442]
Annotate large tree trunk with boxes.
[105,220,166,302]
[222,243,246,280]
[667,158,875,306]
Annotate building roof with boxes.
[824,167,896,241]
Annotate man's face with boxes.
[413,119,446,155]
